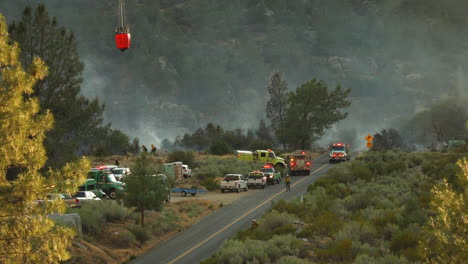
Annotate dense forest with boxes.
[1,0,467,145]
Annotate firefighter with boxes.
[151,144,157,156]
[142,145,148,153]
[285,174,291,192]
[251,219,258,230]
[114,159,120,166]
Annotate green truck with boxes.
[260,165,282,184]
[87,170,125,199]
[235,149,286,170]
[78,179,109,199]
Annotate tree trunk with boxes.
[140,210,145,226]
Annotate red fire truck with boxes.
[287,151,312,176]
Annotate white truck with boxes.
[247,171,267,189]
[220,174,248,193]
[71,191,101,206]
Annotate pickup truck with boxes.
[35,193,80,208]
[260,166,282,184]
[247,171,267,189]
[220,174,248,193]
[71,191,101,206]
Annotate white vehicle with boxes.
[182,165,192,178]
[71,191,101,206]
[111,167,131,181]
[247,171,267,189]
[220,174,248,193]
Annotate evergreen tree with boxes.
[0,14,90,263]
[8,4,112,167]
[122,153,168,226]
[277,79,351,149]
[266,72,288,132]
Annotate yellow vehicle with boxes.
[235,149,286,170]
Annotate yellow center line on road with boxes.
[167,163,329,264]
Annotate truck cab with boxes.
[235,149,286,170]
[260,165,282,184]
[329,143,350,163]
[87,170,125,199]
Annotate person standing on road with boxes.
[285,174,291,192]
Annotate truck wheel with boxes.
[244,186,248,191]
[221,189,225,193]
[108,190,117,199]
[191,193,196,196]
[181,191,187,197]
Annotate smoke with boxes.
[2,0,468,148]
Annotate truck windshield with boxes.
[112,169,123,174]
[260,168,273,173]
[107,174,118,182]
[332,146,345,151]
[224,175,240,181]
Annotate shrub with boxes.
[390,229,420,255]
[150,209,181,235]
[276,256,311,264]
[167,150,195,167]
[127,225,150,244]
[299,211,343,238]
[67,200,130,236]
[112,230,136,248]
[315,239,353,262]
[200,178,219,191]
[350,162,373,181]
[259,210,298,232]
[209,140,232,155]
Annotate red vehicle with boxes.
[329,143,351,163]
[287,151,312,176]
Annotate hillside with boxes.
[1,0,468,143]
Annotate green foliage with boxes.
[371,128,406,151]
[8,4,128,167]
[421,158,468,263]
[211,235,305,264]
[266,72,288,132]
[167,150,195,167]
[127,225,150,244]
[200,178,219,191]
[209,139,232,155]
[0,13,91,263]
[122,153,168,226]
[277,79,351,149]
[67,200,130,236]
[149,209,181,235]
[194,156,258,182]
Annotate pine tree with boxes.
[8,4,107,168]
[122,153,168,226]
[277,79,350,149]
[266,72,288,131]
[0,14,90,263]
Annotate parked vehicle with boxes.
[182,165,192,178]
[71,191,101,205]
[247,171,267,189]
[287,151,312,175]
[35,193,80,208]
[87,170,125,199]
[235,149,286,170]
[111,167,131,181]
[171,187,206,197]
[260,165,282,184]
[93,165,118,173]
[163,162,183,182]
[78,179,108,198]
[329,143,351,163]
[220,174,248,193]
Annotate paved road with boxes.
[131,154,335,264]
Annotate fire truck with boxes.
[287,151,312,176]
[329,143,351,163]
[235,149,286,170]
